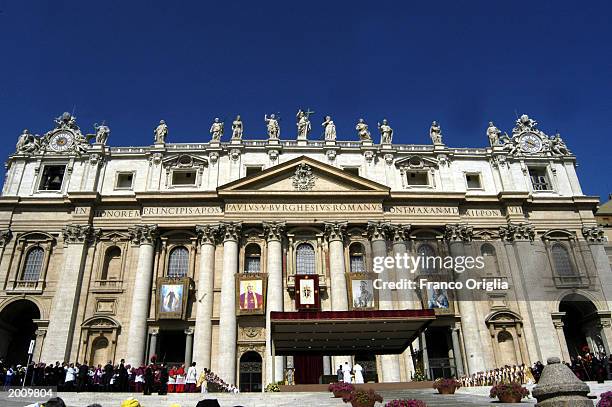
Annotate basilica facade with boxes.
[0,112,610,390]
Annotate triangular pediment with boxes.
[218,156,389,197]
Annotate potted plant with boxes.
[384,400,428,407]
[342,388,384,407]
[432,378,460,394]
[597,391,612,407]
[328,382,355,398]
[489,382,530,403]
[265,381,282,392]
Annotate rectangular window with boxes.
[529,167,551,191]
[406,171,429,186]
[245,166,263,177]
[465,173,482,189]
[39,165,66,191]
[172,170,196,186]
[343,167,360,176]
[115,172,134,189]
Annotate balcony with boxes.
[553,274,590,289]
[287,274,327,292]
[8,280,44,294]
[91,279,124,293]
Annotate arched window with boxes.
[296,243,315,275]
[481,243,499,275]
[417,243,437,273]
[551,244,575,276]
[349,243,366,273]
[244,244,261,273]
[101,247,122,280]
[22,247,44,281]
[168,246,189,278]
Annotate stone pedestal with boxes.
[125,225,158,367]
[532,357,592,406]
[217,222,241,384]
[193,225,219,369]
[264,222,285,384]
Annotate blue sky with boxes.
[1,1,611,200]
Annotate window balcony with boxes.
[553,274,590,289]
[7,279,44,294]
[91,279,124,293]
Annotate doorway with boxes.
[293,355,323,384]
[239,351,262,392]
[560,294,602,358]
[157,330,186,365]
[0,300,40,366]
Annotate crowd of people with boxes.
[459,352,612,387]
[0,357,239,394]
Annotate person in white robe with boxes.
[353,363,364,384]
[342,362,352,383]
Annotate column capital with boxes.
[499,222,535,242]
[263,221,286,242]
[367,221,390,241]
[220,221,242,242]
[62,224,98,245]
[389,224,411,244]
[324,221,347,242]
[444,223,473,243]
[0,229,12,247]
[196,224,220,245]
[128,224,159,246]
[150,328,159,336]
[582,226,605,243]
[184,327,194,336]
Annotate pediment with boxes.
[218,156,389,197]
[395,155,439,169]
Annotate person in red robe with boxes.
[175,364,186,393]
[167,366,176,393]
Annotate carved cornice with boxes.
[220,222,242,242]
[196,224,220,246]
[367,221,390,241]
[324,221,347,242]
[444,223,473,242]
[62,224,96,245]
[582,226,605,243]
[0,229,12,247]
[263,221,285,242]
[499,222,535,242]
[128,224,159,246]
[389,224,411,243]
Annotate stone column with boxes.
[125,224,158,367]
[450,327,465,377]
[34,328,47,364]
[368,221,401,382]
[551,313,571,363]
[148,329,159,363]
[390,224,416,380]
[193,224,219,369]
[583,227,612,319]
[217,222,241,384]
[263,221,285,385]
[41,224,95,362]
[184,328,194,366]
[444,223,486,374]
[324,222,350,367]
[420,331,430,380]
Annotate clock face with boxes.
[49,131,74,152]
[519,133,543,153]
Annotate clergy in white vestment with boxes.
[353,363,364,384]
[342,362,352,383]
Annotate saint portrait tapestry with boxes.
[236,273,267,315]
[295,274,320,310]
[347,273,377,310]
[157,278,189,319]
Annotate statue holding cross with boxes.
[296,108,314,140]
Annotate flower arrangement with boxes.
[342,389,383,407]
[264,381,282,392]
[597,391,612,407]
[412,367,427,382]
[384,400,427,407]
[328,382,355,397]
[489,382,530,403]
[432,378,460,394]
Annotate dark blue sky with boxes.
[1,1,611,200]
